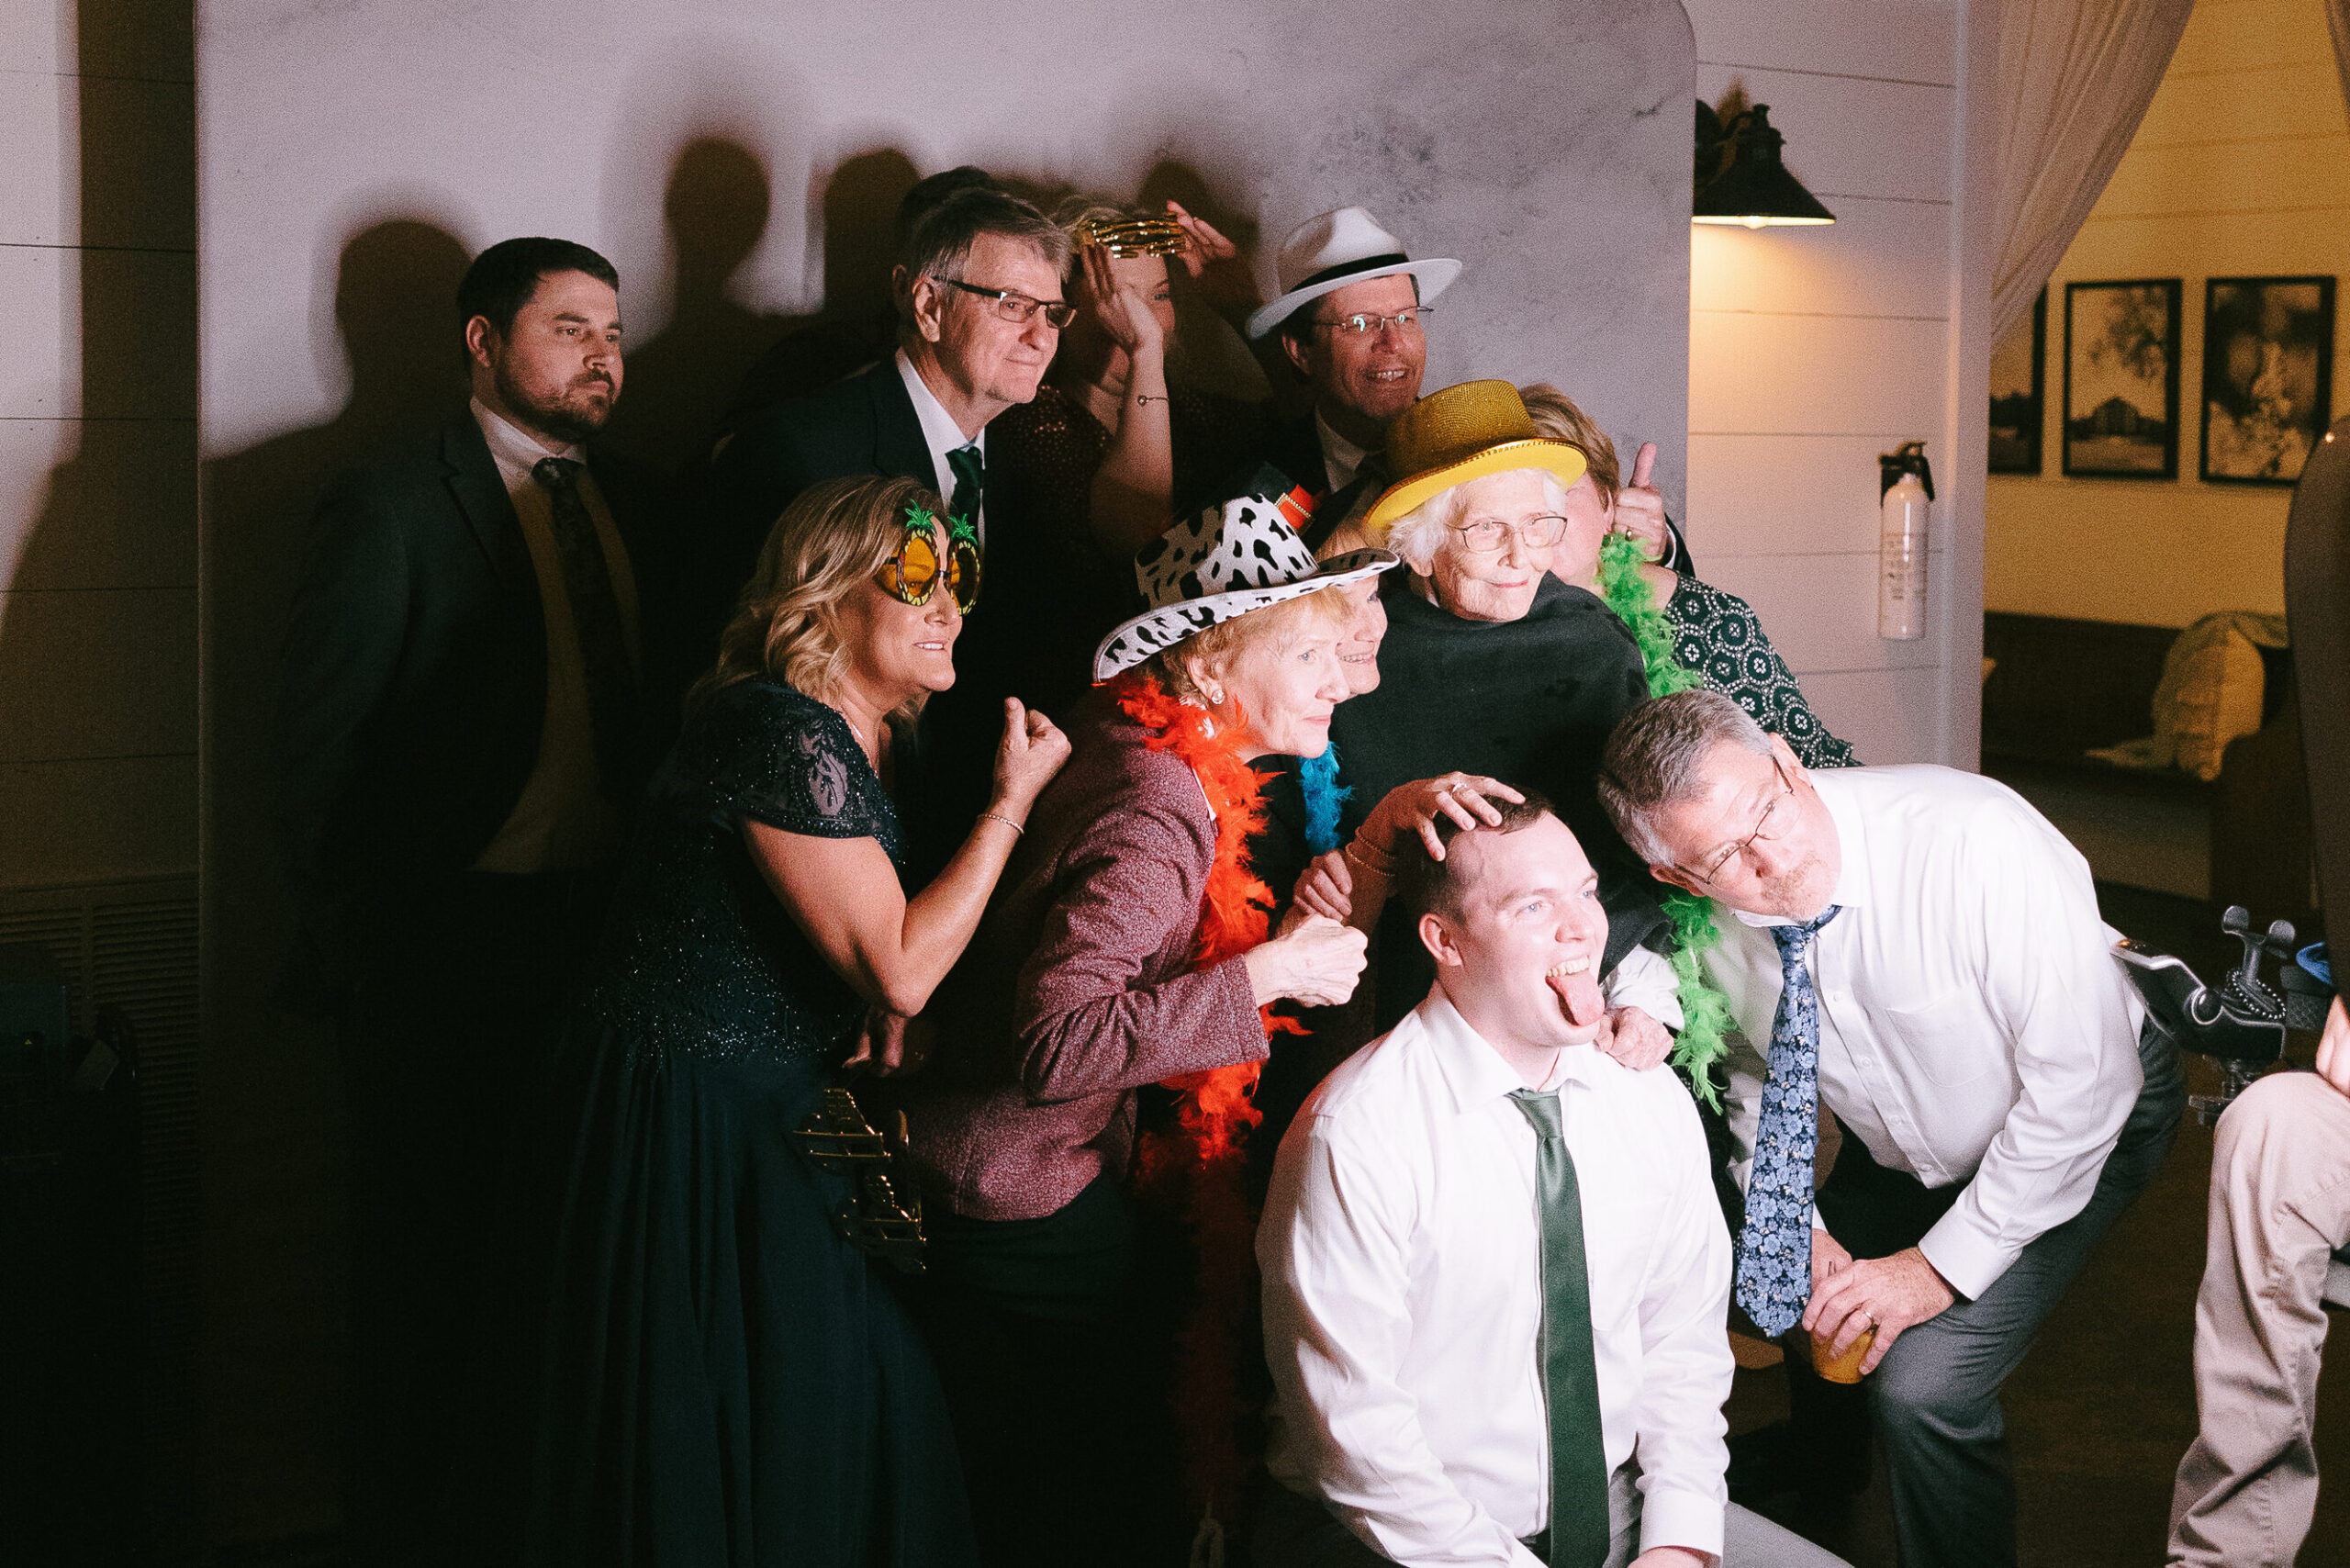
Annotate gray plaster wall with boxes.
[196,0,1695,1541]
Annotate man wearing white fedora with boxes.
[1250,207,1690,572]
[1250,207,1458,520]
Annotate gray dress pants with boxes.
[1252,1464,1851,1566]
[1810,1020,2184,1568]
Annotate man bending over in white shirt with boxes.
[1256,793,1846,1567]
[1596,689,2184,1568]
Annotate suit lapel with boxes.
[868,360,938,486]
[440,411,528,577]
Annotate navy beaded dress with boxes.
[509,678,976,1568]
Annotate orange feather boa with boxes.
[1114,674,1301,1544]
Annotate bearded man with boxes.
[274,235,675,1566]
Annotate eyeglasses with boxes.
[1448,512,1568,554]
[1691,756,1796,882]
[932,277,1077,330]
[1310,308,1431,337]
[878,504,982,615]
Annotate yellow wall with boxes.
[1984,0,2350,626]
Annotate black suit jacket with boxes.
[274,410,674,997]
[690,359,933,654]
[1263,409,1698,575]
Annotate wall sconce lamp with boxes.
[1694,101,1835,229]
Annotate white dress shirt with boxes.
[895,347,987,539]
[1314,408,1371,492]
[1260,990,1732,1566]
[466,396,643,873]
[1707,765,2148,1300]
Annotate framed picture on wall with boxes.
[2200,274,2335,486]
[2063,278,2181,479]
[1989,288,2045,474]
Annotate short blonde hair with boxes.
[1143,585,1352,702]
[1518,382,1621,498]
[690,474,946,720]
[1379,469,1572,574]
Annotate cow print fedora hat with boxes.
[1092,481,1397,682]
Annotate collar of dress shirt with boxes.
[1418,986,1607,1108]
[1314,407,1369,490]
[1728,764,1872,928]
[471,394,584,475]
[896,346,986,466]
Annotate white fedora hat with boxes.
[1245,206,1462,341]
[1094,482,1396,682]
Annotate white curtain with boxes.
[2327,0,2350,118]
[1989,0,2195,345]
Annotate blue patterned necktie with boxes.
[1734,905,1842,1338]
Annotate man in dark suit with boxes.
[693,185,1073,843]
[274,235,672,1565]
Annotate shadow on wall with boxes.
[602,136,797,473]
[199,215,472,1553]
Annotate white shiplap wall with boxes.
[1682,0,1991,767]
[0,2,197,886]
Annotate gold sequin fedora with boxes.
[1361,380,1590,535]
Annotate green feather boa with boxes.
[1596,532,1734,1108]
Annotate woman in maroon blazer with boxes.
[897,486,1520,1567]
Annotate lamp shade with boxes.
[1693,103,1835,229]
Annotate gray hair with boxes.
[1378,468,1572,575]
[903,186,1072,295]
[1597,689,1775,864]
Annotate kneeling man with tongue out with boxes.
[1255,796,1846,1567]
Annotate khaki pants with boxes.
[2171,1070,2350,1566]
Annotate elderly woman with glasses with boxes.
[893,487,1408,1567]
[1311,380,1682,1035]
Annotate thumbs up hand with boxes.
[1612,442,1672,564]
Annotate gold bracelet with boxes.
[1135,393,1169,407]
[978,810,1025,837]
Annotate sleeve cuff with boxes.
[1636,1484,1724,1560]
[1918,1214,2010,1301]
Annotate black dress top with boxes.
[1326,572,1662,1029]
[587,678,902,1058]
[499,678,977,1568]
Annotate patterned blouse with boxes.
[1667,575,1859,769]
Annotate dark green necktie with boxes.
[1508,1088,1611,1568]
[946,442,984,537]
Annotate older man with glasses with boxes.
[695,184,1074,832]
[1595,689,2184,1568]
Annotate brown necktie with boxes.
[531,457,640,797]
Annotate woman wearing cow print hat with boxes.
[890,481,1501,1565]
